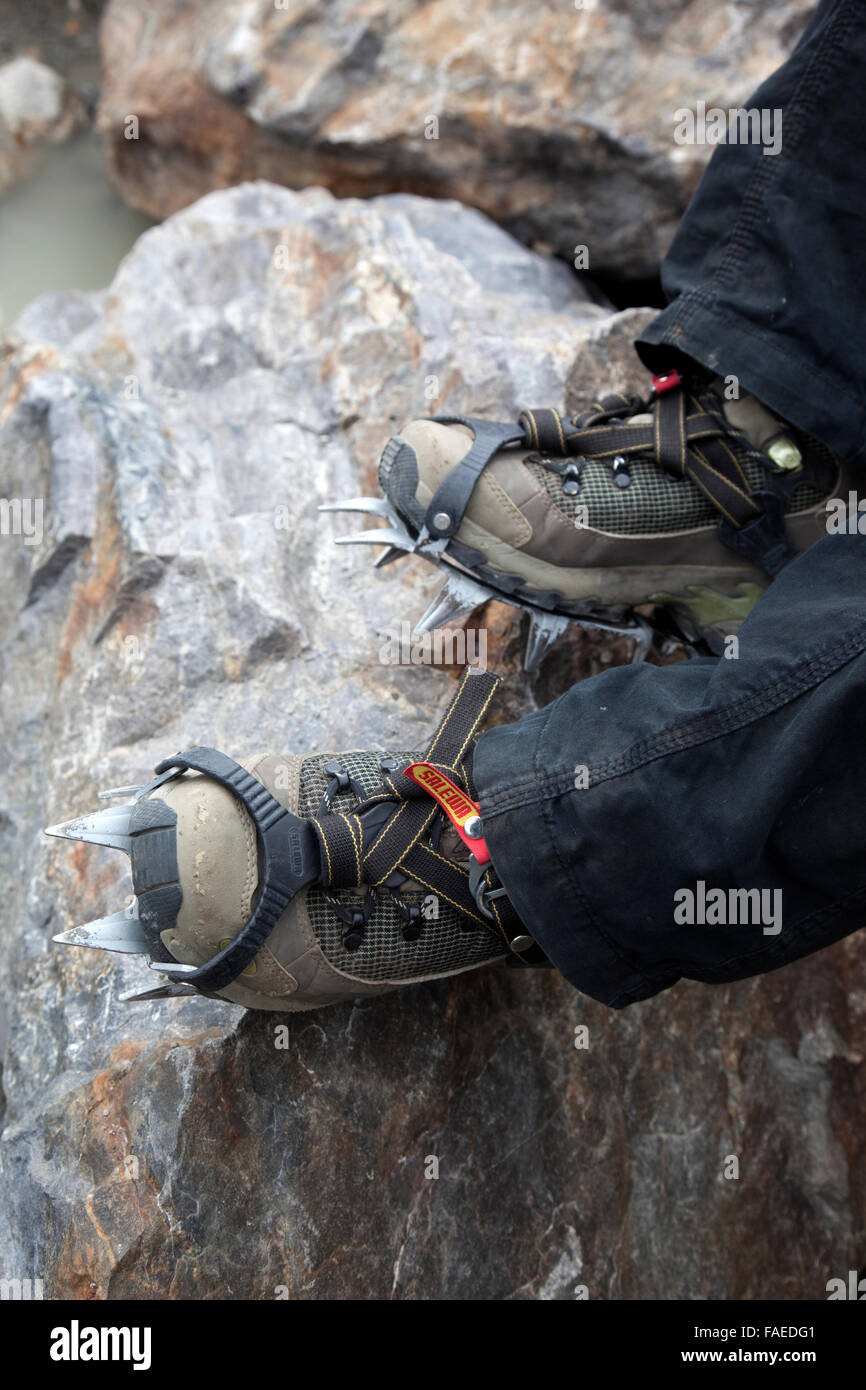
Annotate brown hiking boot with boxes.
[324,369,849,667]
[45,669,538,1010]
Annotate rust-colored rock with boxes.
[96,0,816,279]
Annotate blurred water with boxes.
[0,129,152,330]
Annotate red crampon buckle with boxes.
[650,368,683,394]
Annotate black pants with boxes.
[473,0,866,1007]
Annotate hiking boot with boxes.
[45,669,538,1010]
[324,369,850,666]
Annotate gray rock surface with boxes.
[96,0,817,279]
[0,184,863,1299]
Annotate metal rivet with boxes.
[612,454,631,488]
[510,934,534,952]
[464,815,483,839]
[433,510,452,531]
[562,460,583,496]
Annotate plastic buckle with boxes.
[468,856,509,920]
[651,369,682,395]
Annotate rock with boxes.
[0,184,863,1299]
[0,57,84,192]
[96,0,816,280]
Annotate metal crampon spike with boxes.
[629,617,655,664]
[413,571,495,635]
[97,785,142,801]
[333,525,416,552]
[148,960,199,977]
[52,898,151,955]
[319,497,398,520]
[523,610,572,673]
[43,802,135,854]
[320,497,418,557]
[119,981,201,1002]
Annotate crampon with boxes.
[321,369,845,670]
[45,669,543,1009]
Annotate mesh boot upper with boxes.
[298,750,506,982]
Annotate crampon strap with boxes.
[152,669,544,992]
[310,666,543,963]
[428,379,801,578]
[149,747,322,992]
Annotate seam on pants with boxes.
[677,0,855,336]
[539,626,866,1003]
[694,880,866,979]
[639,295,865,419]
[535,710,657,996]
[483,623,866,817]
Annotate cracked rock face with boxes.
[0,184,863,1299]
[96,0,816,279]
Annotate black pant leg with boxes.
[474,533,866,1007]
[636,0,866,468]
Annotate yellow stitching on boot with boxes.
[312,818,334,884]
[692,448,759,510]
[372,806,438,885]
[687,464,740,528]
[553,411,566,453]
[488,892,514,949]
[338,812,362,885]
[714,435,750,493]
[392,857,491,929]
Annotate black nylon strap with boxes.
[716,490,797,576]
[689,440,761,529]
[655,387,688,475]
[423,417,525,538]
[518,407,568,454]
[397,841,492,929]
[311,811,364,888]
[559,412,721,460]
[150,746,323,991]
[363,666,501,884]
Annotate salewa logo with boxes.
[49,1320,152,1370]
[286,826,306,878]
[826,1270,866,1300]
[404,763,476,825]
[674,881,782,935]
